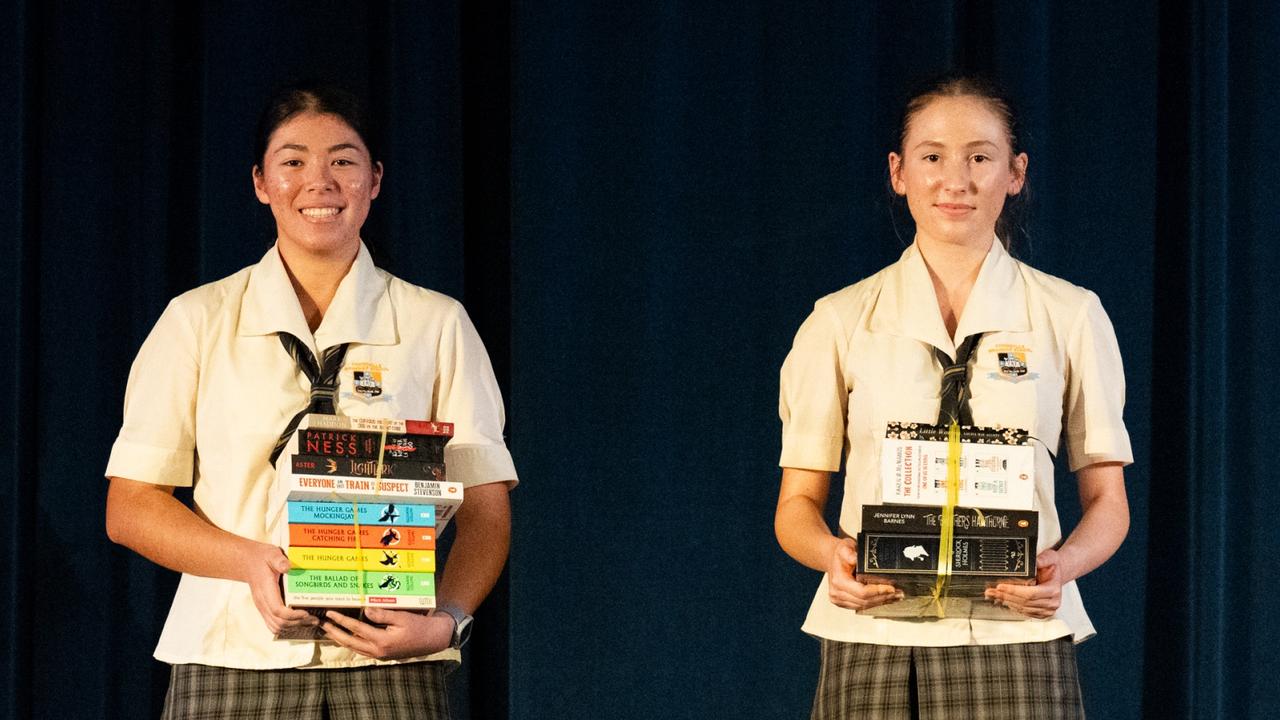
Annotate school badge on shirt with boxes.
[987,344,1039,384]
[345,362,389,402]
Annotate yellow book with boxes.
[287,546,436,573]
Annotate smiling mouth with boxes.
[300,207,342,218]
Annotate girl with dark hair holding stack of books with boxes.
[105,82,517,719]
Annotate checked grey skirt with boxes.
[812,638,1084,720]
[160,661,451,720]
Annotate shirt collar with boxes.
[869,237,1029,356]
[237,242,398,352]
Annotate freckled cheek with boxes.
[264,175,299,197]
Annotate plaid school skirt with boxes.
[160,661,450,720]
[812,638,1085,720]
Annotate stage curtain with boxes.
[3,2,1277,719]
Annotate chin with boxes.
[281,234,361,258]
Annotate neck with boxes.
[276,241,360,333]
[915,233,993,340]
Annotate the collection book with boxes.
[879,421,1035,510]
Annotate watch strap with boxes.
[439,606,474,650]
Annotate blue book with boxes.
[287,500,435,527]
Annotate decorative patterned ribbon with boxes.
[928,419,963,617]
[268,334,350,465]
[350,426,390,607]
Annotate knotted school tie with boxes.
[269,333,350,465]
[934,334,983,427]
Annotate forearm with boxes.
[1056,462,1129,584]
[775,468,840,572]
[105,476,272,583]
[436,482,512,614]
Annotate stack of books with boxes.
[269,415,462,638]
[855,422,1039,619]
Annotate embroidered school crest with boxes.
[998,352,1028,378]
[987,344,1039,384]
[349,362,384,398]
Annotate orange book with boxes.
[288,523,436,551]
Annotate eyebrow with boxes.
[273,143,363,154]
[911,139,1001,151]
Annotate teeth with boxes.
[300,207,341,218]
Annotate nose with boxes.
[303,161,337,190]
[942,159,970,193]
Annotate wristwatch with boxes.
[439,606,473,650]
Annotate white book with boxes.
[879,436,1035,510]
[298,414,454,437]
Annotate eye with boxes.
[972,154,991,163]
[333,158,356,167]
[281,159,303,167]
[923,154,941,162]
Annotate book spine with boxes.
[885,421,1030,445]
[287,500,436,527]
[283,473,463,506]
[301,414,454,437]
[287,546,437,573]
[856,532,1033,578]
[297,428,449,463]
[861,504,1038,536]
[284,570,436,608]
[283,593,437,609]
[289,524,436,550]
[291,455,446,481]
[879,438,1036,510]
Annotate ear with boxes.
[369,160,384,200]
[888,152,906,196]
[1007,152,1029,196]
[252,165,271,205]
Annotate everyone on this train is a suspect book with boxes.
[276,470,463,510]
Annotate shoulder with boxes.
[806,265,892,337]
[375,268,474,341]
[163,265,256,329]
[380,269,465,317]
[1013,259,1104,320]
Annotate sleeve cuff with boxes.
[104,438,195,487]
[1066,427,1134,472]
[779,432,843,472]
[444,443,519,488]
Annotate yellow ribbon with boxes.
[351,424,391,606]
[927,419,963,617]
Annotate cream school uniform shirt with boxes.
[106,242,518,669]
[779,239,1132,646]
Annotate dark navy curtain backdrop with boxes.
[2,1,1273,718]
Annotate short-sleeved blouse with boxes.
[779,240,1132,646]
[106,243,518,668]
